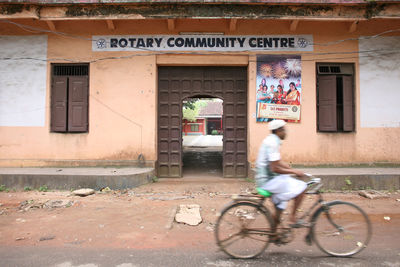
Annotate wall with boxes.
[359,36,400,128]
[0,20,158,166]
[247,19,400,166]
[0,18,399,167]
[0,35,47,127]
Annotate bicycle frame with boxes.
[228,180,329,238]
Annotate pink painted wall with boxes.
[1,18,399,167]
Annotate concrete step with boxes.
[0,167,155,190]
[0,167,399,191]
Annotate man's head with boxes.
[269,119,287,140]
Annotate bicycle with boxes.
[214,176,372,259]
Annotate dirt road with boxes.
[0,178,399,252]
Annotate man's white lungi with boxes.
[260,174,307,210]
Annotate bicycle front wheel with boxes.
[311,201,372,257]
[215,201,273,259]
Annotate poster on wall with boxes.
[256,55,302,123]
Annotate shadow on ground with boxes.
[182,150,223,177]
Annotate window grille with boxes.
[53,65,88,76]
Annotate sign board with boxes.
[92,35,313,52]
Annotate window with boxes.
[316,63,355,132]
[51,64,89,133]
[190,124,199,132]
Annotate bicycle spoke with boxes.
[219,232,243,248]
[219,215,243,230]
[245,232,271,242]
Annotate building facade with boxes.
[0,0,399,177]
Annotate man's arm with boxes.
[270,160,304,177]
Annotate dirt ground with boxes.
[0,177,399,251]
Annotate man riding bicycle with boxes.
[255,120,307,231]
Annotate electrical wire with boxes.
[2,47,400,64]
[90,94,143,155]
[1,18,400,58]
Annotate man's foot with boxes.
[270,235,282,246]
[304,233,312,246]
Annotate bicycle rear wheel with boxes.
[311,201,372,257]
[215,201,273,259]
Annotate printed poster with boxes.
[256,55,302,122]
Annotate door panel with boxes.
[317,75,337,132]
[342,76,354,132]
[68,76,88,132]
[157,67,247,178]
[51,76,68,132]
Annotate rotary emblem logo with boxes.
[96,38,107,49]
[297,38,308,48]
[292,106,298,112]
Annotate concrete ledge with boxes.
[312,175,400,191]
[0,168,155,190]
[250,168,400,190]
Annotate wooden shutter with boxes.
[68,76,88,132]
[317,75,337,132]
[51,76,68,132]
[342,76,354,132]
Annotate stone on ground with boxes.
[72,188,95,197]
[175,204,202,226]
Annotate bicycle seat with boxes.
[256,188,272,197]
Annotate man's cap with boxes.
[268,119,286,131]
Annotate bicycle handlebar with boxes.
[307,177,321,186]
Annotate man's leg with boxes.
[272,206,282,231]
[290,189,306,223]
[271,206,282,242]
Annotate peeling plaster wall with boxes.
[359,36,400,128]
[0,35,47,127]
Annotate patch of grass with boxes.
[0,184,10,192]
[320,188,335,193]
[24,186,32,191]
[152,176,159,183]
[345,178,352,186]
[38,185,49,192]
[387,188,396,193]
[245,177,255,183]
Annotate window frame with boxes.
[316,63,355,133]
[50,63,90,133]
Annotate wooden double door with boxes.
[157,66,247,178]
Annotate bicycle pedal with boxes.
[289,221,310,228]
